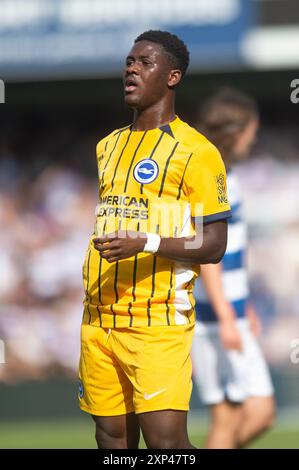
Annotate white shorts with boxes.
[191,318,274,405]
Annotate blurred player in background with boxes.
[192,89,275,449]
[78,31,231,449]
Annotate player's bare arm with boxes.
[200,262,242,351]
[93,219,227,265]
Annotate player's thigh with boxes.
[79,323,134,416]
[241,396,275,424]
[138,410,191,449]
[126,324,194,415]
[92,412,140,449]
[209,401,243,429]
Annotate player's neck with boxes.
[131,101,176,131]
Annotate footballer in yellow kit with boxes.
[78,30,230,449]
[79,114,230,413]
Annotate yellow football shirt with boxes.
[82,116,231,328]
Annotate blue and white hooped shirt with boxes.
[194,169,249,322]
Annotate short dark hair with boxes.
[198,88,259,161]
[199,88,258,135]
[134,30,190,77]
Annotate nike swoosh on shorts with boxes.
[143,388,167,400]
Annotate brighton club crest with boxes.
[133,159,159,184]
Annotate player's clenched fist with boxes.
[93,230,147,263]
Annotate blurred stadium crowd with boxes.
[0,123,97,382]
[0,118,299,383]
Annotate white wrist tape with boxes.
[143,233,161,254]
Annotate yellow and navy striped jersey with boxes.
[82,116,231,328]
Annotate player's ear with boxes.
[167,69,182,88]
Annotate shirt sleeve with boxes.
[96,137,107,165]
[96,129,119,172]
[183,142,231,223]
[96,135,111,183]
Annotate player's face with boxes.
[123,41,173,109]
[233,118,259,160]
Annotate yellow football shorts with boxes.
[79,322,194,416]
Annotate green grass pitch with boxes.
[0,415,298,449]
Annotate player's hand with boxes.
[219,317,243,352]
[93,230,147,263]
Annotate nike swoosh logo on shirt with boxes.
[143,388,167,400]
